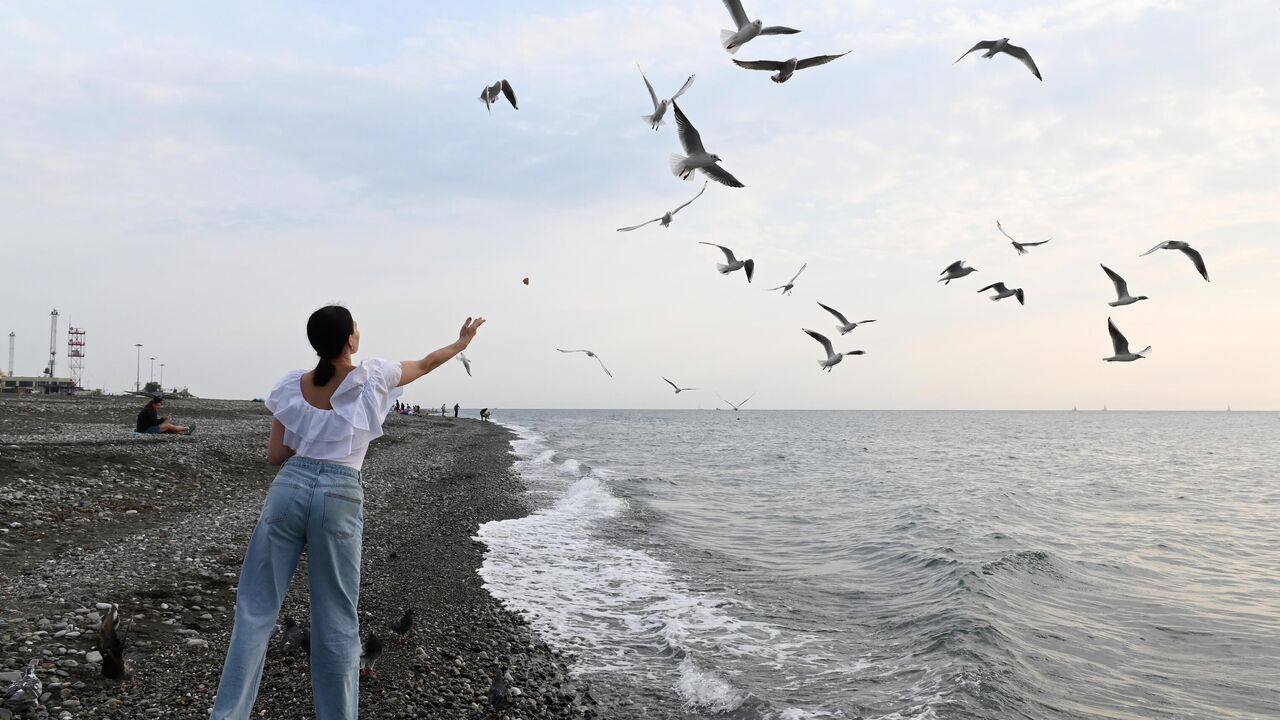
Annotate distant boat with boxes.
[1102,404,1108,412]
[1227,405,1232,412]
[1072,405,1078,412]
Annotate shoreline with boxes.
[0,396,598,719]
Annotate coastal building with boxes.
[0,374,79,394]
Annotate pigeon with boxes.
[488,666,512,713]
[955,38,1042,80]
[765,263,806,295]
[557,349,612,377]
[720,0,800,54]
[98,603,132,682]
[479,80,518,112]
[1103,317,1151,362]
[300,627,312,662]
[617,181,707,232]
[663,377,695,394]
[637,64,695,130]
[458,353,472,377]
[279,616,304,656]
[719,392,755,411]
[939,260,978,284]
[977,282,1026,305]
[699,242,755,282]
[997,221,1051,255]
[2,660,42,714]
[670,102,745,188]
[804,328,866,372]
[1101,265,1149,306]
[360,632,384,678]
[816,302,876,335]
[732,52,850,83]
[390,607,414,645]
[1140,241,1209,281]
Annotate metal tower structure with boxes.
[68,326,86,388]
[6,332,13,377]
[46,309,59,377]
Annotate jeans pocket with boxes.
[262,483,301,525]
[322,491,363,540]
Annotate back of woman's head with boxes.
[306,305,355,387]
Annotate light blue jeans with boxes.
[212,457,365,720]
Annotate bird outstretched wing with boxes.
[670,181,708,215]
[671,74,696,101]
[817,302,850,325]
[671,102,706,154]
[616,217,661,232]
[499,79,518,108]
[1140,241,1168,257]
[1002,44,1042,80]
[1100,265,1129,297]
[637,65,660,111]
[796,52,850,70]
[1107,318,1130,355]
[698,241,737,263]
[759,26,801,36]
[803,328,835,357]
[732,59,786,71]
[789,263,807,283]
[699,163,745,188]
[942,260,965,275]
[1180,246,1210,281]
[955,40,998,63]
[722,0,750,30]
[978,282,1007,293]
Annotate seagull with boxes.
[765,263,806,294]
[671,102,744,188]
[816,302,876,334]
[457,353,472,376]
[638,64,695,130]
[804,328,866,372]
[997,221,1051,255]
[617,181,707,232]
[699,242,755,282]
[719,392,755,411]
[98,603,132,683]
[488,666,512,714]
[360,632,384,678]
[390,607,414,645]
[977,282,1026,305]
[939,260,978,284]
[1101,265,1149,306]
[720,0,800,54]
[279,616,304,656]
[2,660,42,714]
[663,377,695,394]
[557,349,612,377]
[1103,318,1151,362]
[479,79,518,112]
[1140,241,1209,281]
[955,38,1042,80]
[732,52,850,83]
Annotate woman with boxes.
[211,305,484,719]
[135,396,192,434]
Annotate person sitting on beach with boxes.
[135,397,193,435]
[210,305,484,720]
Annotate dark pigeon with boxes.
[2,659,43,714]
[360,633,384,678]
[390,607,415,645]
[488,666,511,714]
[279,616,304,656]
[98,604,132,682]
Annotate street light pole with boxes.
[150,357,155,384]
[134,344,143,391]
[160,363,165,390]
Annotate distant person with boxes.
[211,305,484,720]
[480,408,491,421]
[135,397,193,435]
[453,403,459,418]
[441,403,447,416]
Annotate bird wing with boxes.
[795,52,850,70]
[738,392,756,408]
[616,217,662,232]
[1020,239,1051,247]
[743,258,755,282]
[942,260,965,275]
[996,220,1017,242]
[955,40,998,63]
[977,282,1007,293]
[1107,318,1131,355]
[1002,43,1042,80]
[1180,246,1210,281]
[500,79,518,108]
[1140,241,1168,257]
[556,348,587,354]
[804,328,835,358]
[593,355,613,377]
[764,284,788,291]
[722,0,750,29]
[663,377,680,390]
[699,163,745,188]
[732,59,787,71]
[817,302,850,325]
[1100,265,1129,297]
[759,26,801,35]
[637,64,660,111]
[670,181,708,215]
[699,241,737,263]
[459,354,472,376]
[670,74,696,101]
[789,263,807,283]
[671,101,706,154]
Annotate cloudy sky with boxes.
[2,1,1277,409]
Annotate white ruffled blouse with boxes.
[265,358,404,469]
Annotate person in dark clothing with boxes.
[453,403,459,418]
[136,397,193,434]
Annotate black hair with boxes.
[148,396,163,407]
[307,305,355,387]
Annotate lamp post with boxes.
[134,344,143,391]
[150,357,155,385]
[160,363,165,390]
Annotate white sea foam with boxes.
[676,657,745,712]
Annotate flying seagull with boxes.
[457,353,472,376]
[1140,241,1209,281]
[617,181,707,232]
[1104,317,1151,362]
[997,221,1051,255]
[638,64,695,130]
[765,263,806,294]
[978,282,1026,305]
[732,52,850,83]
[390,607,414,645]
[671,102,745,188]
[720,0,800,54]
[699,242,755,282]
[719,392,755,411]
[360,633,384,678]
[817,302,876,335]
[479,79,518,112]
[804,328,866,372]
[663,377,696,394]
[955,38,1042,80]
[557,349,612,377]
[1101,265,1148,306]
[939,260,978,284]
[98,603,132,683]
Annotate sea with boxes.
[474,410,1279,720]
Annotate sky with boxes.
[1,1,1277,410]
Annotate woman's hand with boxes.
[457,316,486,348]
[399,316,486,387]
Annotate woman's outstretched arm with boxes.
[398,316,485,387]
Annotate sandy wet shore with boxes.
[0,396,598,719]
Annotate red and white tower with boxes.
[68,326,86,388]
